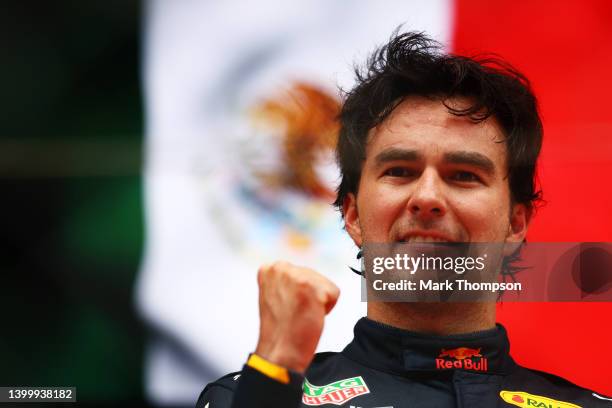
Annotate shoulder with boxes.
[507,365,612,406]
[207,371,244,391]
[195,371,242,408]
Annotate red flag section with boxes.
[453,0,612,394]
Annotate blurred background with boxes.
[1,0,146,406]
[2,0,612,407]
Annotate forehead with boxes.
[366,96,507,167]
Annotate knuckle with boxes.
[270,260,292,275]
[294,285,318,307]
[294,285,310,301]
[294,280,318,303]
[271,260,291,273]
[295,278,313,291]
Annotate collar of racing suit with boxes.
[342,317,517,376]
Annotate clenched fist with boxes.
[255,261,340,374]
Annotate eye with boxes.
[451,171,480,183]
[384,167,416,178]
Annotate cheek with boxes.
[357,184,407,236]
[451,190,510,240]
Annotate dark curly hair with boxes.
[334,31,543,214]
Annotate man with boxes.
[196,32,610,407]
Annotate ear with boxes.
[507,203,531,242]
[342,193,363,247]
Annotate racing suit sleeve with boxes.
[196,364,303,408]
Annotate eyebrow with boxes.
[443,151,496,175]
[374,147,496,175]
[374,148,422,167]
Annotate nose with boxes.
[406,168,447,220]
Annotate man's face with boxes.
[343,96,529,246]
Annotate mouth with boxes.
[397,232,455,243]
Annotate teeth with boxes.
[404,236,448,243]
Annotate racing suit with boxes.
[196,318,611,407]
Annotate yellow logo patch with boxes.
[499,390,581,408]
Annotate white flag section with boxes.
[138,0,452,404]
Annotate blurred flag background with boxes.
[2,1,611,407]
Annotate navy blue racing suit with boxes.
[196,318,611,407]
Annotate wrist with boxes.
[255,344,310,373]
[247,353,291,384]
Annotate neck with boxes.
[367,302,496,335]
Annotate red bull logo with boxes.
[436,347,488,372]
